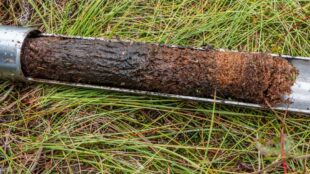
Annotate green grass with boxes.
[1,0,310,173]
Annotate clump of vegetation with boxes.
[0,0,309,173]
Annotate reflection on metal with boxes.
[282,59,310,111]
[0,26,39,80]
[0,25,309,114]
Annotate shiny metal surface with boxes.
[281,59,310,111]
[0,25,39,80]
[0,26,310,113]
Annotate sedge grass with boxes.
[0,0,310,173]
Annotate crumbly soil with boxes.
[21,37,298,106]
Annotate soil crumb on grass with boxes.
[21,37,298,106]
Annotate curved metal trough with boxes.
[0,25,309,113]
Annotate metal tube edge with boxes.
[0,25,40,80]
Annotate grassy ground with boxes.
[0,0,310,173]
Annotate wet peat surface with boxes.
[21,37,298,106]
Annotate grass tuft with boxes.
[0,0,309,173]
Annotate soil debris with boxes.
[21,37,298,106]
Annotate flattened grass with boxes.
[0,0,309,173]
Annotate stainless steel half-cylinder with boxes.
[0,25,39,80]
[0,25,309,113]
